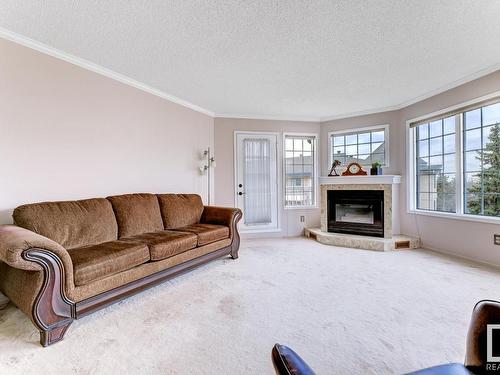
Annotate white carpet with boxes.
[1,237,500,374]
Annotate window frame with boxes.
[283,132,319,210]
[414,114,460,213]
[328,124,390,170]
[406,90,500,224]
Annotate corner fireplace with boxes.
[327,190,384,238]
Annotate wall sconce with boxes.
[200,147,216,204]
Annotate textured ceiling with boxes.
[1,1,500,120]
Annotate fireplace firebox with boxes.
[327,190,384,237]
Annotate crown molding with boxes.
[214,113,321,122]
[319,62,500,122]
[218,61,500,123]
[394,62,500,110]
[318,105,401,122]
[217,63,500,123]
[0,27,215,117]
[1,27,498,123]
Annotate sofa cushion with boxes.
[126,231,198,261]
[68,240,150,286]
[157,194,204,229]
[13,198,118,249]
[172,224,229,246]
[107,193,163,238]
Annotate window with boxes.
[463,103,500,217]
[284,134,317,207]
[409,97,500,220]
[416,116,457,212]
[329,125,388,167]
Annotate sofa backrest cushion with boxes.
[157,194,204,229]
[13,198,118,249]
[107,193,163,238]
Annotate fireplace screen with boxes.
[328,190,384,237]
[335,204,374,224]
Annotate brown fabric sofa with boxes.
[0,193,242,347]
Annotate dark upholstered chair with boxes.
[272,344,317,375]
[272,300,500,375]
[409,300,500,374]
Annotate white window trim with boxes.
[406,90,500,225]
[327,124,390,171]
[283,132,319,210]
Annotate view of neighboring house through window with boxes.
[416,116,457,212]
[284,135,316,207]
[330,126,387,167]
[411,100,500,218]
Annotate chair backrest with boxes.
[272,344,317,375]
[465,299,500,373]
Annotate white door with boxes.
[235,132,279,232]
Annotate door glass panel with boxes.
[243,138,272,225]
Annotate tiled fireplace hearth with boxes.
[305,175,420,251]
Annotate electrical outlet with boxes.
[300,215,305,222]
[495,234,500,246]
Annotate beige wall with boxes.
[321,70,500,266]
[3,35,499,265]
[0,38,214,224]
[320,110,402,175]
[214,118,321,237]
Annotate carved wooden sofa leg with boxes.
[230,232,240,259]
[0,292,9,310]
[230,211,242,260]
[39,320,73,347]
[22,249,75,347]
[230,247,239,260]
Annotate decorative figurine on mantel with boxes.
[328,159,341,176]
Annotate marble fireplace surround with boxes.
[319,175,401,239]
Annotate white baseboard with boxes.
[423,245,500,271]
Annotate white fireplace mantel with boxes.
[319,175,401,185]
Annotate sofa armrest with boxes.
[201,206,242,237]
[0,225,75,346]
[0,225,74,280]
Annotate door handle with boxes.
[238,192,245,196]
